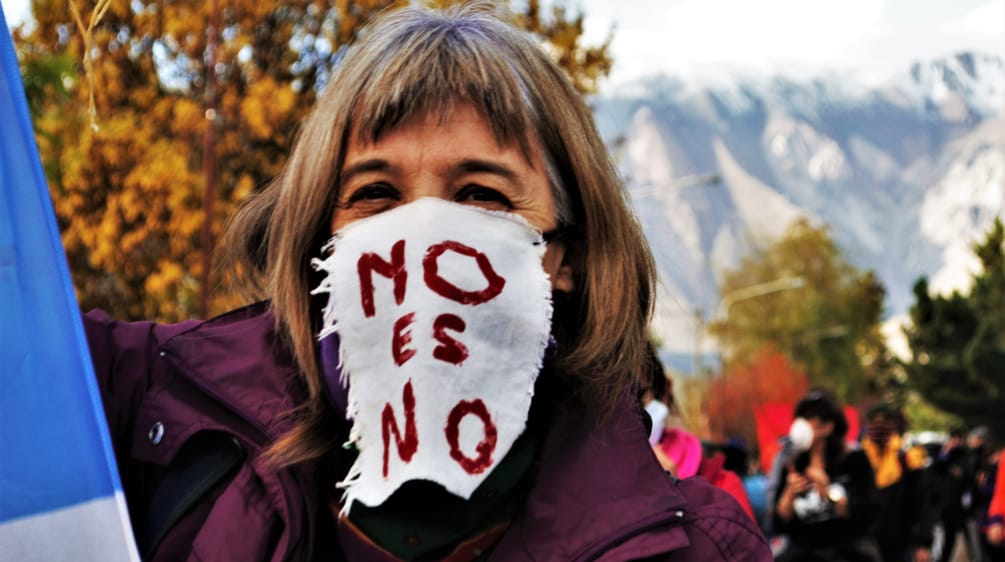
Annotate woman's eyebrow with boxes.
[340,159,392,185]
[455,159,520,181]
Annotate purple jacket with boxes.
[85,304,770,561]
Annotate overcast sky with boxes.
[578,0,1005,91]
[4,0,1004,92]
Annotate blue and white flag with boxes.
[0,6,139,561]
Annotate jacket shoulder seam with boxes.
[686,507,767,560]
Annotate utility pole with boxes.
[693,307,705,379]
[200,0,220,319]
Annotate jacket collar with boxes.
[158,302,305,441]
[493,392,691,559]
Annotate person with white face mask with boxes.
[639,345,672,447]
[80,4,771,560]
[641,346,756,523]
[772,390,882,561]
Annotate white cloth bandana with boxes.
[312,198,554,511]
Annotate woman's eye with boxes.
[344,183,398,205]
[456,185,512,207]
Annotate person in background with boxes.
[772,390,881,561]
[860,404,935,562]
[656,427,757,521]
[722,438,772,531]
[725,440,772,536]
[640,348,758,522]
[971,427,999,561]
[933,427,977,562]
[639,344,673,448]
[637,344,679,473]
[981,445,1005,561]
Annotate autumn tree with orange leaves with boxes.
[705,346,809,452]
[16,0,612,321]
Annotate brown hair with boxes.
[219,2,656,466]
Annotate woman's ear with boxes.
[544,240,576,293]
[553,263,575,293]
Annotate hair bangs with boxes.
[348,13,538,160]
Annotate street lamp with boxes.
[703,276,806,371]
[609,134,722,194]
[718,276,806,324]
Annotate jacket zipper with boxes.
[157,346,309,561]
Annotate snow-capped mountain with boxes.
[592,52,1005,368]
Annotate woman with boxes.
[772,390,880,561]
[641,348,756,522]
[83,4,769,561]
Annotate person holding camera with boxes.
[773,391,881,561]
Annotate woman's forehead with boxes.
[348,101,538,162]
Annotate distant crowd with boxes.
[641,358,1005,561]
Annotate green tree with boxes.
[17,0,612,322]
[708,219,891,404]
[904,218,1005,432]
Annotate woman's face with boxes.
[332,103,574,292]
[807,416,835,442]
